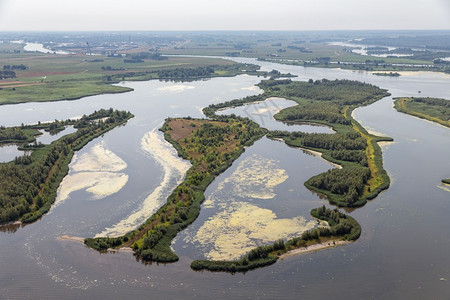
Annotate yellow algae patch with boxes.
[57,172,128,201]
[190,202,316,260]
[86,173,129,198]
[95,129,191,238]
[71,143,127,172]
[54,142,128,206]
[215,154,288,200]
[437,185,450,193]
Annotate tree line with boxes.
[3,64,27,70]
[0,70,16,79]
[0,109,133,224]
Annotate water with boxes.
[0,144,29,163]
[11,40,70,55]
[0,126,77,163]
[0,58,449,299]
[36,126,77,145]
[217,97,334,133]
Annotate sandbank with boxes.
[279,240,351,259]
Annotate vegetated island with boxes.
[191,206,360,272]
[186,78,391,273]
[394,97,450,128]
[394,97,450,185]
[206,78,392,208]
[0,109,134,224]
[85,117,267,262]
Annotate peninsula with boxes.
[0,109,134,224]
[206,78,392,208]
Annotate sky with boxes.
[0,0,449,31]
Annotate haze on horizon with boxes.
[0,0,449,32]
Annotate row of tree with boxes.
[3,64,27,70]
[0,70,16,79]
[0,109,133,224]
[259,78,389,105]
[157,66,215,79]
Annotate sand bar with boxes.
[279,240,351,259]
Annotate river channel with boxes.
[0,57,449,299]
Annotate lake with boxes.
[0,58,449,299]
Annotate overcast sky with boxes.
[0,0,449,31]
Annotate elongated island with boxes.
[0,109,134,224]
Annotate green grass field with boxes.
[0,45,238,105]
[163,40,433,65]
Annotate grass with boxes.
[0,80,132,105]
[0,51,243,105]
[394,97,450,128]
[163,41,433,65]
[344,106,392,200]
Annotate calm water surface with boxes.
[1,59,450,299]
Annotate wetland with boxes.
[0,56,449,299]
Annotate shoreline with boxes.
[58,235,133,252]
[279,240,351,259]
[59,235,85,243]
[377,141,394,148]
[394,97,450,129]
[299,147,343,169]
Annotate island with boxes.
[85,117,267,262]
[191,205,360,272]
[0,109,134,224]
[206,79,392,208]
